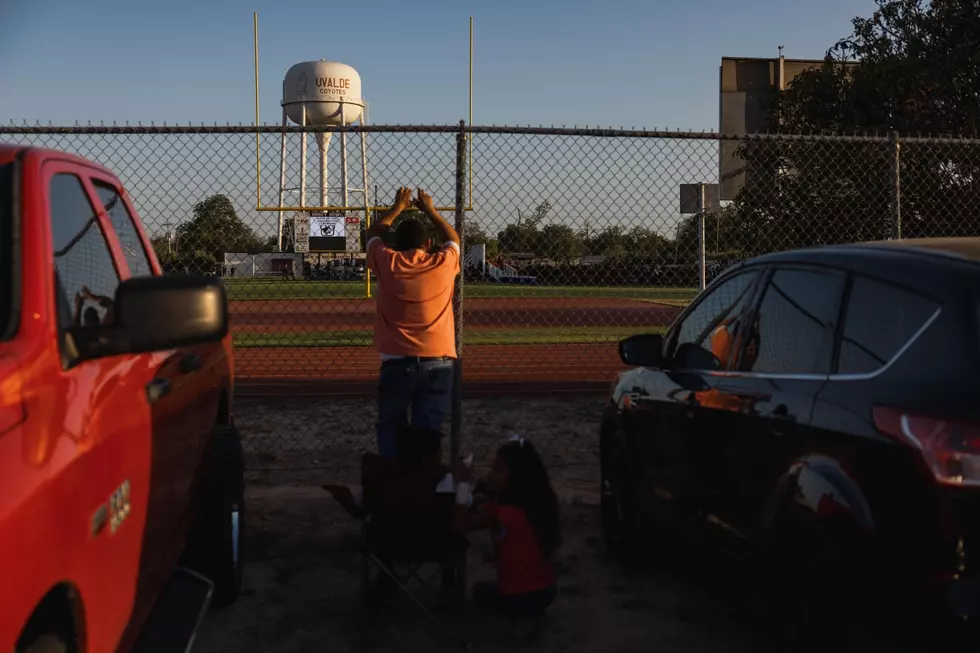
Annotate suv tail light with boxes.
[873,406,980,486]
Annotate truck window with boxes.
[50,174,121,329]
[92,180,153,278]
[0,162,13,339]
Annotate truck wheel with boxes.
[185,426,245,607]
[19,635,67,653]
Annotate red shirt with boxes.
[481,502,556,595]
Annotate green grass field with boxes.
[233,325,668,348]
[224,278,698,304]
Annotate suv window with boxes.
[837,275,938,375]
[738,268,845,375]
[50,174,121,328]
[93,180,153,278]
[668,270,760,370]
[0,162,13,339]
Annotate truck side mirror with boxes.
[68,276,228,362]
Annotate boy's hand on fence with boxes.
[393,187,413,212]
[413,188,436,214]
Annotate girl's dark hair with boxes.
[496,439,561,558]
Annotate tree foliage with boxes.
[151,194,264,274]
[733,0,980,252]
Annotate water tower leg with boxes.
[300,105,308,210]
[340,102,349,209]
[319,136,328,207]
[277,109,288,252]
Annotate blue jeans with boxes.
[376,356,454,458]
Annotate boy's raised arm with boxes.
[414,189,460,246]
[366,187,413,243]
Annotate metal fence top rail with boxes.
[1,123,977,144]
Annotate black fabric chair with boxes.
[330,453,469,647]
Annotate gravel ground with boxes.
[193,487,756,653]
[192,394,760,653]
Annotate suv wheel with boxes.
[184,426,245,607]
[601,430,639,560]
[760,506,874,652]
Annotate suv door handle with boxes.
[180,353,203,374]
[146,379,172,404]
[770,403,794,437]
[771,403,793,420]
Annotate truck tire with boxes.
[185,426,245,607]
[19,634,67,653]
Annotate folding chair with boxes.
[358,453,469,648]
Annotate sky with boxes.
[1,0,876,129]
[0,0,880,246]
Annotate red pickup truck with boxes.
[0,144,245,653]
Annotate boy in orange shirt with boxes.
[364,188,461,457]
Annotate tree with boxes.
[736,0,980,249]
[588,225,630,261]
[497,200,552,254]
[535,224,584,262]
[626,226,669,261]
[463,219,500,258]
[175,195,263,274]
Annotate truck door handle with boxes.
[146,379,172,404]
[180,353,203,374]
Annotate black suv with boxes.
[601,238,980,651]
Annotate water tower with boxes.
[277,60,370,252]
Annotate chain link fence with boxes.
[3,124,979,481]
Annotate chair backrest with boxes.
[361,453,457,560]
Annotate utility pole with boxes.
[162,222,173,255]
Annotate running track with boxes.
[232,297,681,394]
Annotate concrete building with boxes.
[719,56,858,199]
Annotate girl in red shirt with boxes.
[453,436,560,645]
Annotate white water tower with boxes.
[277,60,370,252]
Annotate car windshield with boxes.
[0,162,13,337]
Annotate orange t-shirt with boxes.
[366,237,460,358]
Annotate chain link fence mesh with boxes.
[3,124,979,481]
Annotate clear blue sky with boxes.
[0,0,879,248]
[2,0,875,129]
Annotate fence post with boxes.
[890,131,902,240]
[697,183,707,291]
[450,120,467,461]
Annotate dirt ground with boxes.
[194,489,756,653]
[194,394,756,653]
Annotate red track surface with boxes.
[232,297,681,393]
